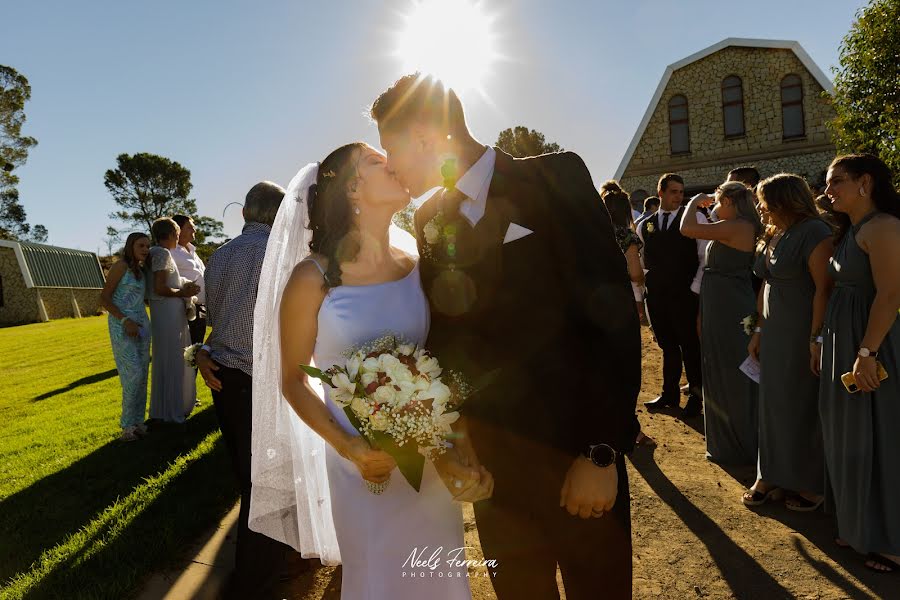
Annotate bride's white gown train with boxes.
[308,258,471,600]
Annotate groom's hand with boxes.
[434,448,492,501]
[560,457,618,519]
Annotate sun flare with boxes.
[395,0,499,94]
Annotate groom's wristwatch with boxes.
[584,443,618,468]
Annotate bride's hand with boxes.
[342,436,396,483]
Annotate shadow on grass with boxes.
[0,408,233,592]
[751,502,900,600]
[17,432,234,600]
[628,448,794,599]
[31,369,119,402]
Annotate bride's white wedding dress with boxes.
[307,256,471,599]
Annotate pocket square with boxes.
[503,223,533,244]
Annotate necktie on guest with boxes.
[661,211,670,231]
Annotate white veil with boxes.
[248,162,419,566]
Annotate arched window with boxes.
[668,95,690,154]
[721,76,745,137]
[781,74,805,139]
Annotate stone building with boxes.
[615,38,836,196]
[0,240,105,325]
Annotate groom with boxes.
[371,74,641,599]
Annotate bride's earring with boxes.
[353,205,361,215]
[859,186,866,197]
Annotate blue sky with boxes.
[2,0,866,252]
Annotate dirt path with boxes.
[277,328,899,599]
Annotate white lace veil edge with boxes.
[248,162,342,565]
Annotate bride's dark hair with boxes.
[308,142,367,288]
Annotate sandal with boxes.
[785,493,824,512]
[742,486,783,507]
[865,553,900,574]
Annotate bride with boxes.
[248,143,493,599]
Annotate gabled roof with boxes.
[614,38,835,180]
[0,240,105,289]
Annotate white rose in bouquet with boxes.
[397,343,416,356]
[416,354,442,379]
[373,385,397,406]
[350,397,370,420]
[421,380,451,406]
[361,356,380,373]
[379,353,402,373]
[369,411,390,431]
[360,371,378,388]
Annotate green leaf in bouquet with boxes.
[299,364,331,385]
[371,430,426,493]
[341,406,426,492]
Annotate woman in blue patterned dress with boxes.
[100,232,152,441]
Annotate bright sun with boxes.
[395,0,498,94]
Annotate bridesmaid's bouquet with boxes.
[300,335,471,494]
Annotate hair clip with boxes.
[323,170,336,179]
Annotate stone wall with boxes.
[37,288,103,321]
[621,150,836,195]
[0,248,39,325]
[620,46,836,193]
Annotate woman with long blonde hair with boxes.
[681,181,762,465]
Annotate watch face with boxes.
[590,444,615,467]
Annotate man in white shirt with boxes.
[172,215,206,346]
[636,174,708,418]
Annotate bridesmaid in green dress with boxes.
[821,154,900,574]
[743,175,833,510]
[100,232,152,441]
[681,181,762,465]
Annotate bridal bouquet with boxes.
[300,335,472,494]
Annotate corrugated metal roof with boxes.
[0,240,105,288]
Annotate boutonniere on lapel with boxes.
[421,158,461,262]
[421,210,459,260]
[646,221,656,233]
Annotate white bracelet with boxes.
[754,326,762,333]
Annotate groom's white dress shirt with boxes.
[637,208,710,294]
[455,146,496,227]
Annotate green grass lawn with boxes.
[0,316,236,600]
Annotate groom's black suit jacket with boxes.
[415,148,641,502]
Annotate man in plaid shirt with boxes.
[196,181,305,598]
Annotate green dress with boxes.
[700,241,758,465]
[754,218,831,492]
[820,212,900,555]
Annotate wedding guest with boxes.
[100,232,152,441]
[820,154,900,573]
[195,182,298,597]
[681,182,761,465]
[637,196,660,225]
[638,173,708,417]
[147,218,200,424]
[171,214,207,346]
[604,191,654,447]
[726,166,761,190]
[599,179,639,223]
[743,174,833,510]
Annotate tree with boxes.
[496,126,562,158]
[103,226,121,257]
[104,152,197,232]
[192,215,227,263]
[829,0,900,186]
[0,65,45,242]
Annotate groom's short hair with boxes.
[243,181,285,226]
[370,73,466,136]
